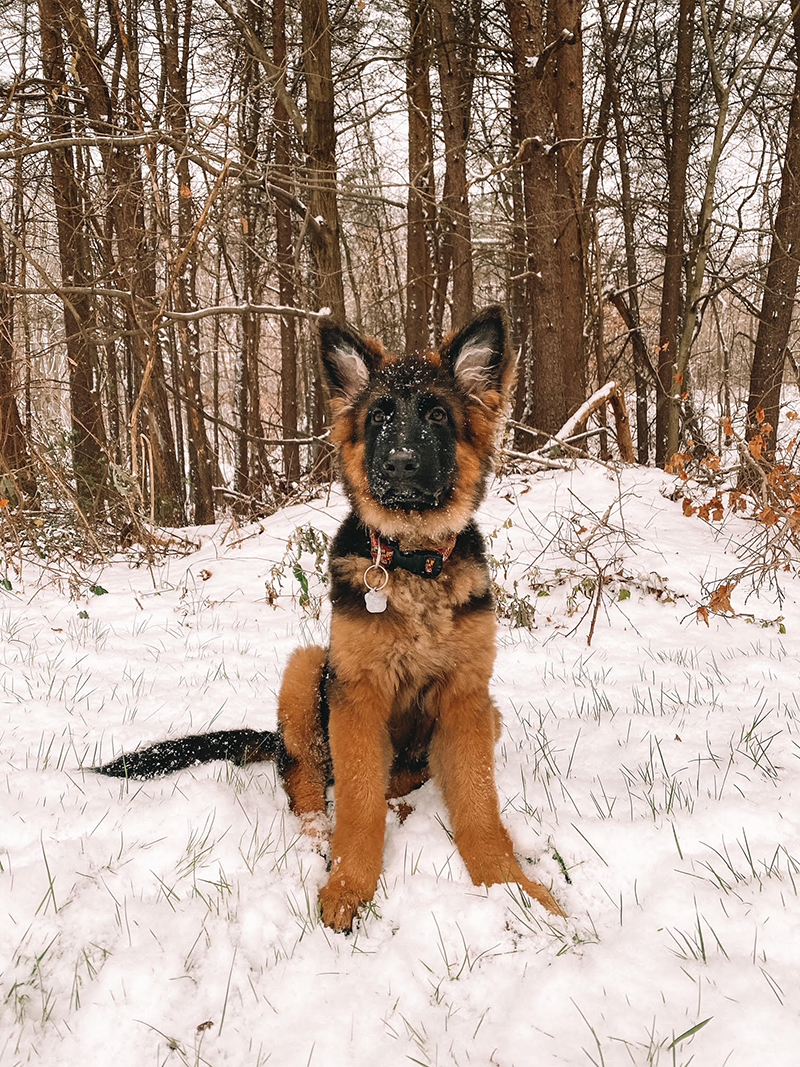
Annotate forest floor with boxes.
[1,461,799,1066]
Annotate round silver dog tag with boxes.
[364,588,388,613]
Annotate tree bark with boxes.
[656,0,695,466]
[431,0,476,332]
[0,223,33,489]
[745,2,800,461]
[503,0,585,443]
[300,0,345,473]
[274,0,301,484]
[59,0,186,523]
[406,0,437,354]
[38,0,108,509]
[163,0,215,522]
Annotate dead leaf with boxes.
[696,606,709,626]
[757,507,779,527]
[709,583,736,615]
[748,435,765,460]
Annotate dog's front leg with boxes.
[430,677,564,918]
[318,678,391,932]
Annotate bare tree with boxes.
[745,0,800,461]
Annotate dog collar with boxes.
[368,528,457,579]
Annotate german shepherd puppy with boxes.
[97,306,563,930]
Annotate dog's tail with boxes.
[94,728,285,780]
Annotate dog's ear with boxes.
[440,306,514,398]
[319,322,377,400]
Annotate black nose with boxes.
[383,449,419,477]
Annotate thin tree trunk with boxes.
[406,0,436,354]
[656,0,694,465]
[61,0,185,523]
[0,223,33,489]
[300,0,345,472]
[555,0,586,416]
[597,0,649,462]
[274,0,300,484]
[745,2,800,460]
[39,0,107,508]
[431,0,475,331]
[163,0,215,522]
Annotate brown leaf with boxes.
[710,494,724,522]
[756,404,765,424]
[757,507,779,527]
[748,435,765,460]
[682,498,695,517]
[723,416,734,436]
[709,583,736,615]
[666,452,692,480]
[696,605,709,626]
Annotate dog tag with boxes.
[364,588,388,613]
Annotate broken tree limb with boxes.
[555,380,635,463]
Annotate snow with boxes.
[2,463,799,1066]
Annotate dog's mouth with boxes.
[375,486,442,512]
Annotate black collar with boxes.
[368,528,456,579]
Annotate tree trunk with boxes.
[596,0,649,463]
[555,0,585,417]
[503,0,585,443]
[406,0,437,354]
[656,0,695,466]
[300,0,345,320]
[431,0,475,332]
[59,0,186,524]
[300,0,345,473]
[39,0,108,509]
[0,223,33,490]
[274,0,301,484]
[745,2,800,461]
[163,0,215,523]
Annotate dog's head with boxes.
[320,307,515,542]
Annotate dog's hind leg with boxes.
[277,645,331,832]
[430,674,564,918]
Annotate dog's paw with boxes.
[518,876,565,918]
[299,812,331,852]
[318,882,363,932]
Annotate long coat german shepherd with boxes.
[97,306,563,930]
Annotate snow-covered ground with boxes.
[2,463,798,1066]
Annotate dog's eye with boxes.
[370,408,386,425]
[426,406,447,424]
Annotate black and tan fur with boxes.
[97,307,563,930]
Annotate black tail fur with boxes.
[94,728,285,780]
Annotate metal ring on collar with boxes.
[363,562,389,592]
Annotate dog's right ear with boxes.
[319,322,377,401]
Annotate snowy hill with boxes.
[2,463,799,1066]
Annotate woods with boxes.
[0,0,799,529]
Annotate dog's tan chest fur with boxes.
[329,554,493,696]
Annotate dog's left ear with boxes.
[440,306,514,399]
